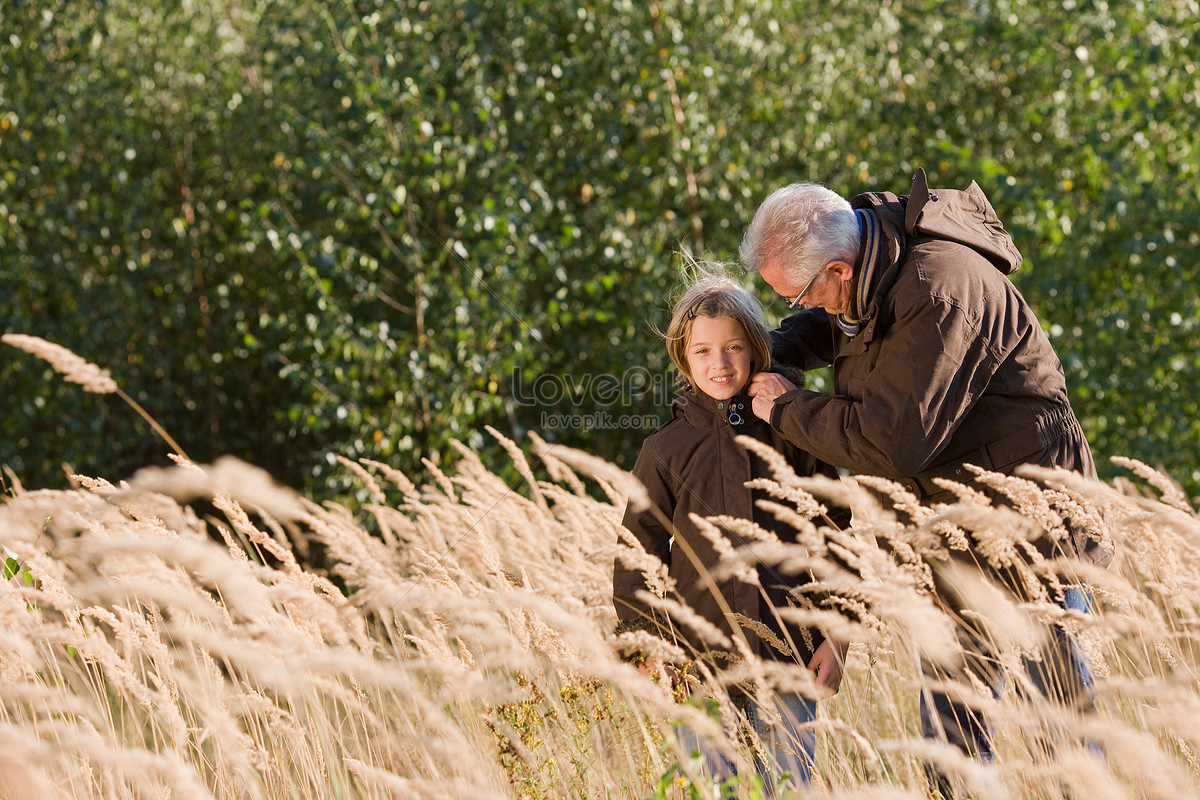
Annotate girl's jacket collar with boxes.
[670,390,755,431]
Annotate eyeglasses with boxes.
[787,268,824,309]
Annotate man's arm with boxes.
[755,292,1019,477]
[771,308,836,370]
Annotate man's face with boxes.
[759,259,853,316]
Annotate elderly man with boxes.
[741,169,1110,793]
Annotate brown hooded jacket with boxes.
[768,169,1111,566]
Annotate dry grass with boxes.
[0,422,1198,799]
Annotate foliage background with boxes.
[2,0,1198,499]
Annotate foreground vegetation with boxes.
[1,411,1198,797]
[3,0,1198,497]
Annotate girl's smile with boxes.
[685,315,753,401]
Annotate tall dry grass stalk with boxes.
[2,334,190,459]
[1,402,1199,797]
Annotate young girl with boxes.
[613,272,847,791]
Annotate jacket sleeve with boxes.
[771,308,836,370]
[613,441,675,631]
[769,288,1024,477]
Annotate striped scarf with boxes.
[835,208,884,336]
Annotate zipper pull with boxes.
[728,400,744,427]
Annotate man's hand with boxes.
[748,372,797,422]
[807,637,850,696]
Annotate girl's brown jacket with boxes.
[614,389,844,670]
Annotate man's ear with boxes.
[828,260,855,282]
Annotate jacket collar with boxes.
[671,390,755,431]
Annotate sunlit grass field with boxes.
[1,336,1199,799]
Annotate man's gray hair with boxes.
[740,183,860,284]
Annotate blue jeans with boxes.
[676,690,817,796]
[920,587,1099,793]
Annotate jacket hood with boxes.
[852,168,1023,276]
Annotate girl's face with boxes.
[685,315,753,401]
